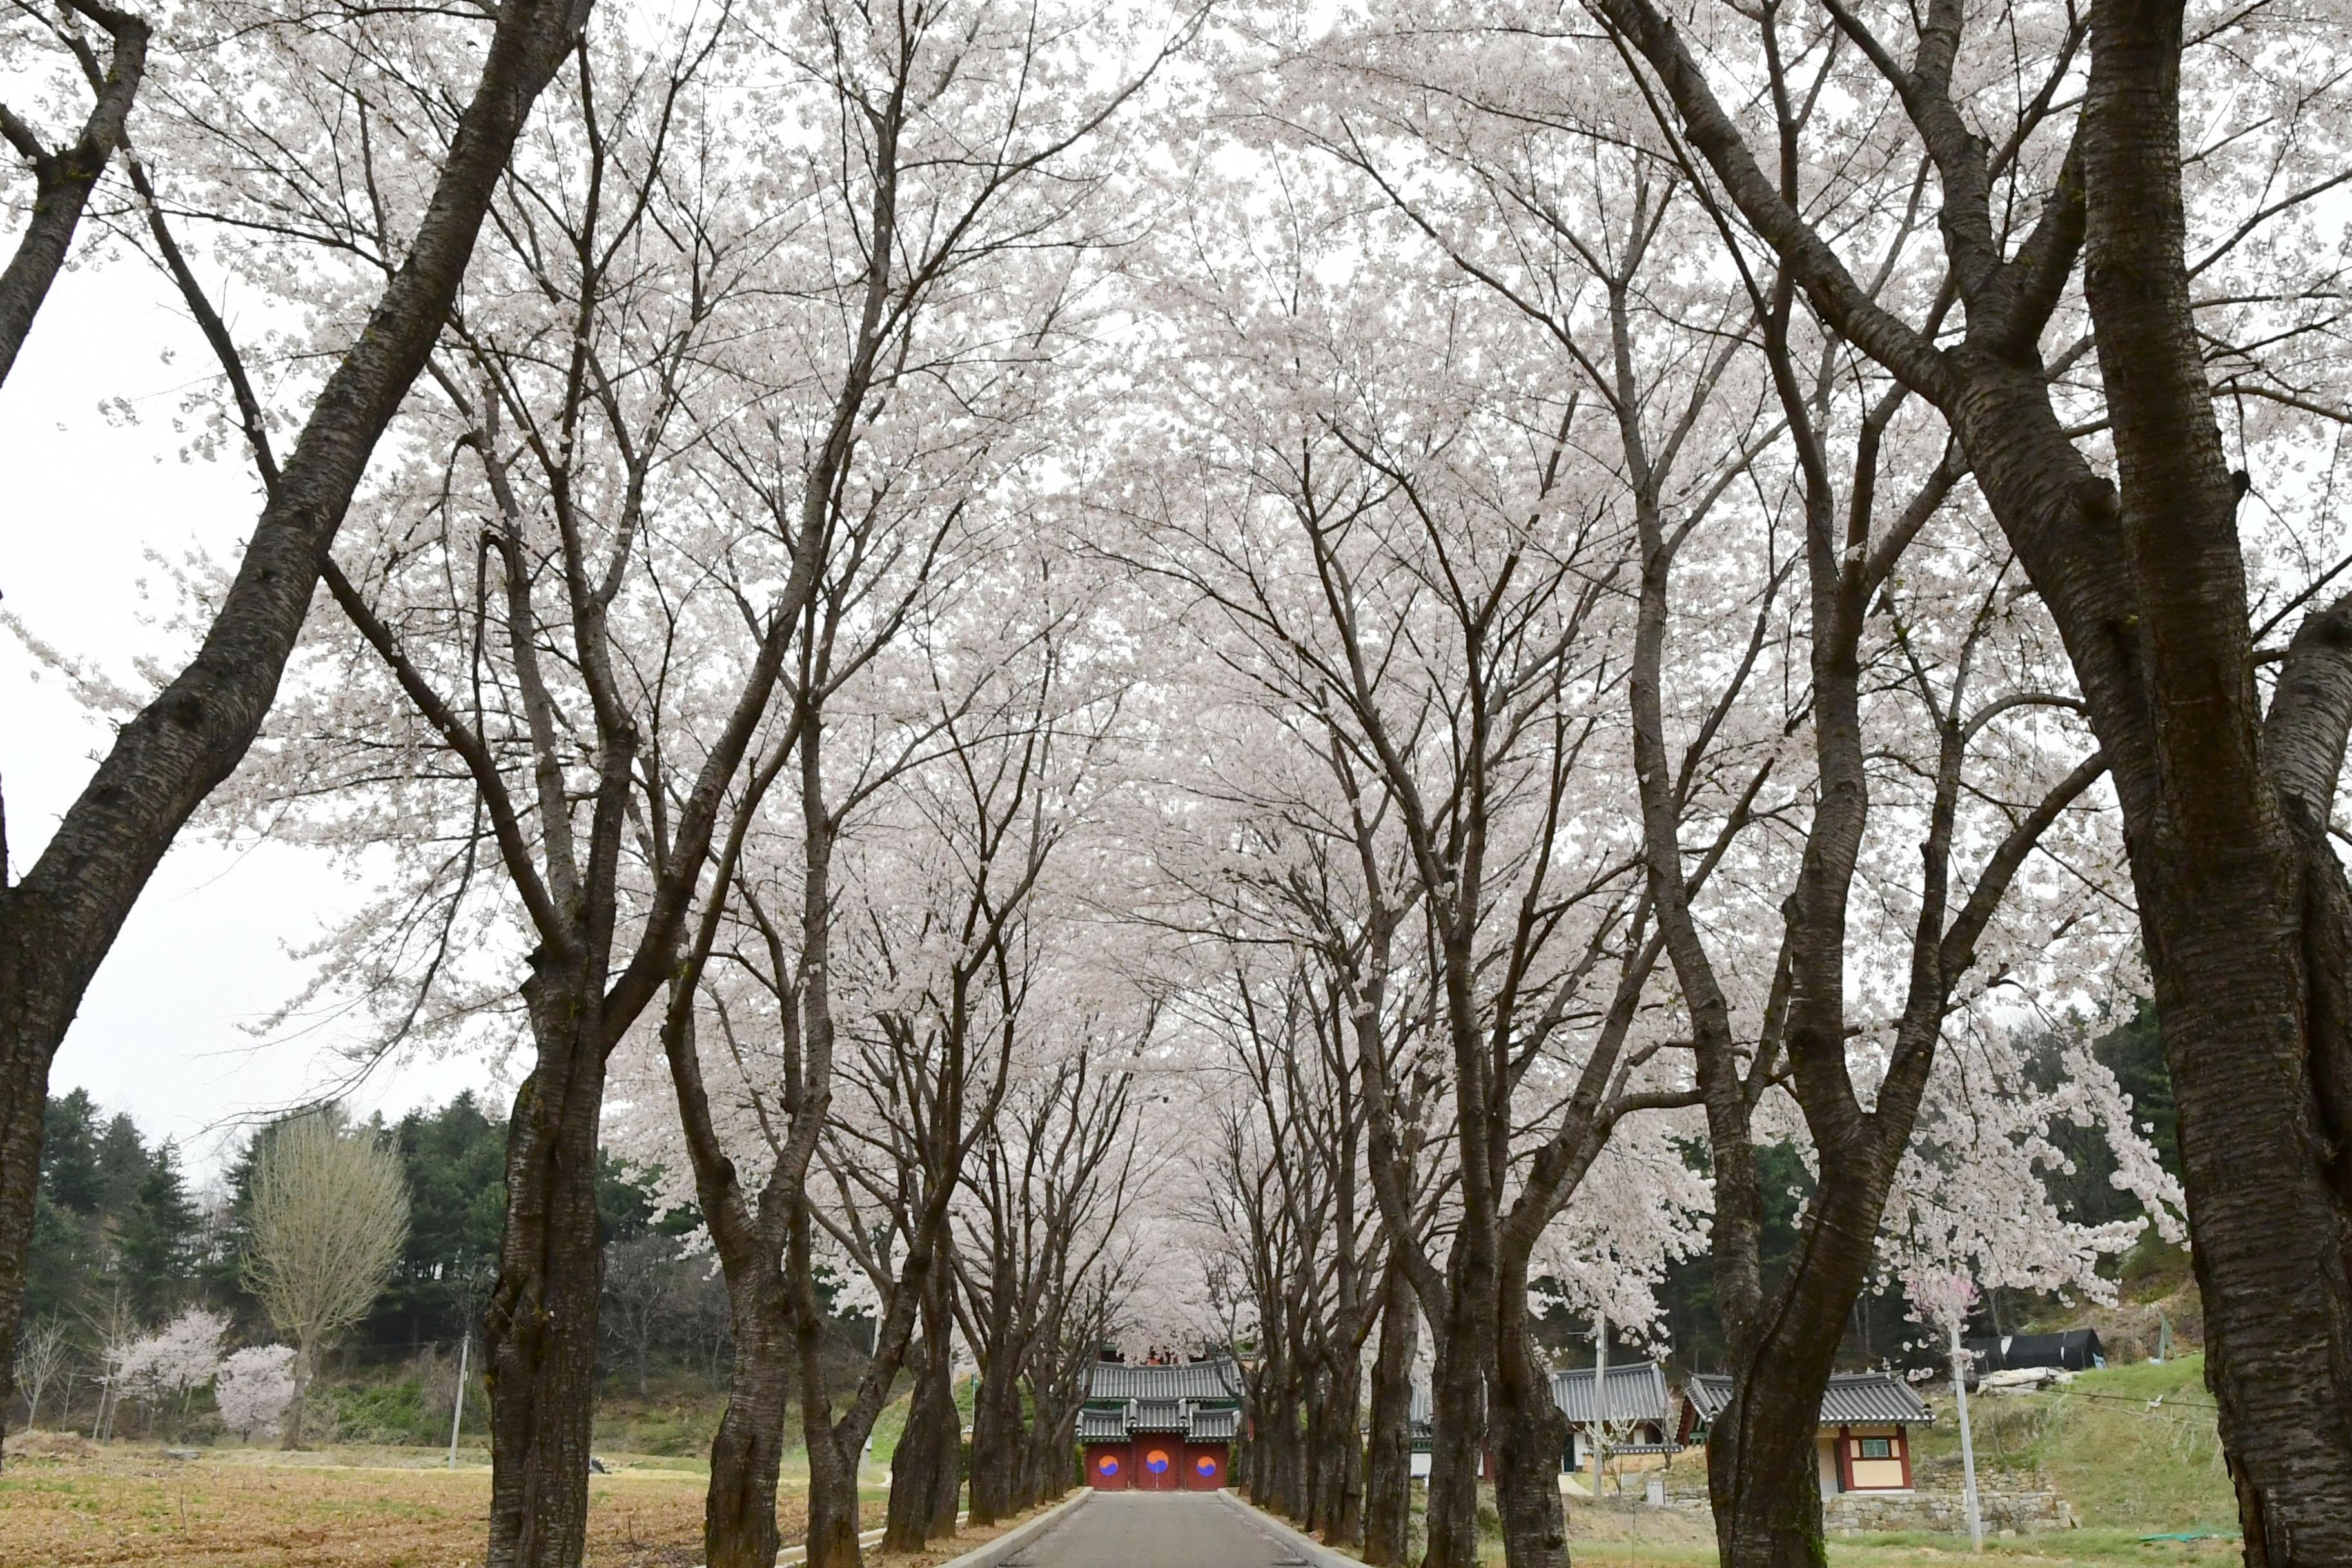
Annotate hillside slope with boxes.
[1908,1355,2235,1533]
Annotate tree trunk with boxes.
[1362,1264,1416,1568]
[1705,1148,1903,1568]
[704,1279,792,1568]
[1017,1388,1075,1507]
[1299,1359,1326,1527]
[1315,1351,1365,1545]
[1593,0,2352,1554]
[1704,1362,1833,1568]
[1490,1313,1566,1568]
[1275,1360,1310,1519]
[484,1000,611,1568]
[805,1423,866,1568]
[2077,3,2352,1555]
[883,1270,961,1551]
[280,1342,313,1451]
[0,0,588,1424]
[966,1338,1024,1525]
[1422,1293,1485,1568]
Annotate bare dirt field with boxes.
[0,1433,1055,1568]
[0,1435,732,1567]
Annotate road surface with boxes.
[1008,1493,1318,1568]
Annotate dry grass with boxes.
[0,1434,1067,1568]
[0,1437,787,1568]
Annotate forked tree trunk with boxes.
[1361,1265,1416,1568]
[1704,1186,1890,1568]
[704,1277,793,1568]
[1703,1376,1828,1568]
[484,994,611,1568]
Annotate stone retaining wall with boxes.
[1823,1489,2076,1536]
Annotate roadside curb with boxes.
[729,1509,972,1567]
[932,1489,1090,1568]
[1215,1489,1358,1567]
[774,1525,885,1567]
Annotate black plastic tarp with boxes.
[1961,1328,2105,1372]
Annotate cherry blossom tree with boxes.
[1109,157,1720,1565]
[0,0,587,1428]
[1579,0,2352,1549]
[214,1344,297,1443]
[953,1003,1159,1524]
[1224,17,2148,1560]
[111,1306,224,1436]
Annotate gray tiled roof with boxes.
[1130,1398,1188,1431]
[1685,1372,1932,1427]
[1077,1407,1128,1441]
[1551,1361,1672,1427]
[1188,1406,1242,1440]
[1088,1357,1244,1402]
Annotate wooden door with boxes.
[1182,1444,1226,1490]
[1134,1440,1181,1491]
[1086,1445,1130,1491]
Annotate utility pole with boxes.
[1591,1311,1609,1496]
[447,1334,469,1469]
[1948,1314,1983,1551]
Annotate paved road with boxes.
[1008,1493,1315,1568]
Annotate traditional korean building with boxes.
[1403,1360,1680,1482]
[1551,1360,1681,1474]
[1680,1371,1933,1496]
[1079,1355,1244,1491]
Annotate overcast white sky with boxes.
[2,252,496,1181]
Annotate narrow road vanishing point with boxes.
[1007,1493,1320,1568]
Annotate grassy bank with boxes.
[1906,1355,2233,1533]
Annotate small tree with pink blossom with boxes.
[215,1346,298,1444]
[114,1308,226,1438]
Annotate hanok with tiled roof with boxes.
[1402,1360,1682,1484]
[1079,1355,1244,1492]
[1553,1361,1681,1473]
[1679,1372,1932,1497]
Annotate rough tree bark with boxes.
[0,0,587,1429]
[964,1239,1029,1527]
[883,1266,962,1551]
[1360,1261,1416,1568]
[2079,1,2352,1553]
[1421,1281,1487,1568]
[485,978,616,1568]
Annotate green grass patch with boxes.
[1906,1355,2232,1533]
